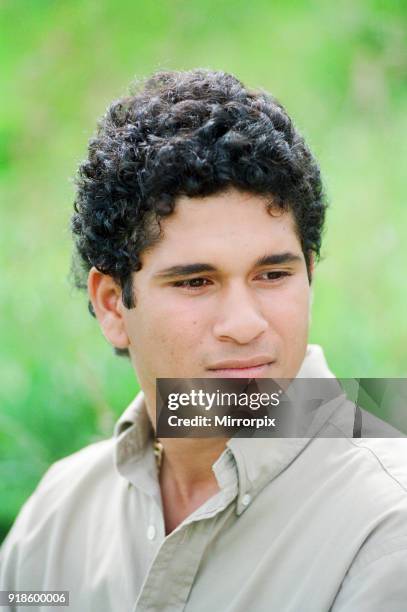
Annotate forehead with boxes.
[142,189,302,269]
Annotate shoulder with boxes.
[323,399,407,498]
[39,436,117,492]
[21,436,118,517]
[347,436,407,495]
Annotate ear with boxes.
[308,252,315,284]
[87,267,130,349]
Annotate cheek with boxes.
[138,295,207,353]
[263,283,310,336]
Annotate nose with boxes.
[212,282,268,345]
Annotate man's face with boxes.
[121,189,312,402]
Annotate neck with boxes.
[144,386,228,498]
[143,387,228,532]
[159,437,228,498]
[158,437,228,533]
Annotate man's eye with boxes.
[172,278,211,289]
[257,271,290,281]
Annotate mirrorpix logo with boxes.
[156,378,284,437]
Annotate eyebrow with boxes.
[255,252,303,266]
[155,252,302,278]
[155,263,217,278]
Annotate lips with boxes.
[207,357,275,378]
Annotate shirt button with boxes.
[242,493,252,507]
[147,525,156,540]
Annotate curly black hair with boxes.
[71,69,326,357]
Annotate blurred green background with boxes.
[1,0,406,542]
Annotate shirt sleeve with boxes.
[0,500,31,597]
[0,463,59,593]
[331,547,407,611]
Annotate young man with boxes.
[1,70,406,611]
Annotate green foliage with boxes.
[1,0,406,540]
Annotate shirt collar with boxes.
[114,393,162,503]
[113,344,351,513]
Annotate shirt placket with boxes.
[133,489,236,612]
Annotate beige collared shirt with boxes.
[1,345,407,611]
